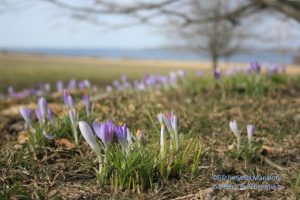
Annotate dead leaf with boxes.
[18,131,28,144]
[55,138,76,149]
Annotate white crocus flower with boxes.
[79,121,101,157]
[247,124,256,145]
[229,120,241,150]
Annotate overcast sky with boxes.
[0,1,299,50]
[0,2,166,49]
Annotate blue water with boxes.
[1,48,296,64]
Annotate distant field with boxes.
[0,53,299,91]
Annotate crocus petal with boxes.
[38,97,48,123]
[157,113,163,125]
[35,107,42,125]
[247,124,255,142]
[229,120,241,150]
[229,120,239,138]
[79,121,101,156]
[48,108,54,126]
[83,94,90,116]
[162,114,172,134]
[20,107,32,126]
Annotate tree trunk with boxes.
[211,53,218,70]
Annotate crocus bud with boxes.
[63,90,74,109]
[67,79,76,90]
[35,107,42,125]
[20,107,32,127]
[83,94,90,116]
[247,124,255,144]
[115,124,128,152]
[48,108,54,126]
[56,81,64,92]
[38,97,48,124]
[229,120,241,150]
[79,121,101,157]
[157,113,163,125]
[136,129,144,142]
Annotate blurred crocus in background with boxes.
[63,90,74,109]
[229,120,241,150]
[83,94,92,117]
[196,71,204,77]
[248,61,261,74]
[67,79,76,91]
[56,81,64,93]
[214,68,221,80]
[78,79,91,90]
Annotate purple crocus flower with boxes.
[48,108,54,126]
[92,120,114,149]
[78,80,90,90]
[266,64,279,76]
[35,107,42,125]
[83,94,90,116]
[38,97,48,124]
[63,90,74,109]
[115,124,128,152]
[67,79,76,90]
[196,71,204,77]
[249,61,261,74]
[56,81,64,92]
[214,68,221,80]
[20,107,32,128]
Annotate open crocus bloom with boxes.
[92,120,115,149]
